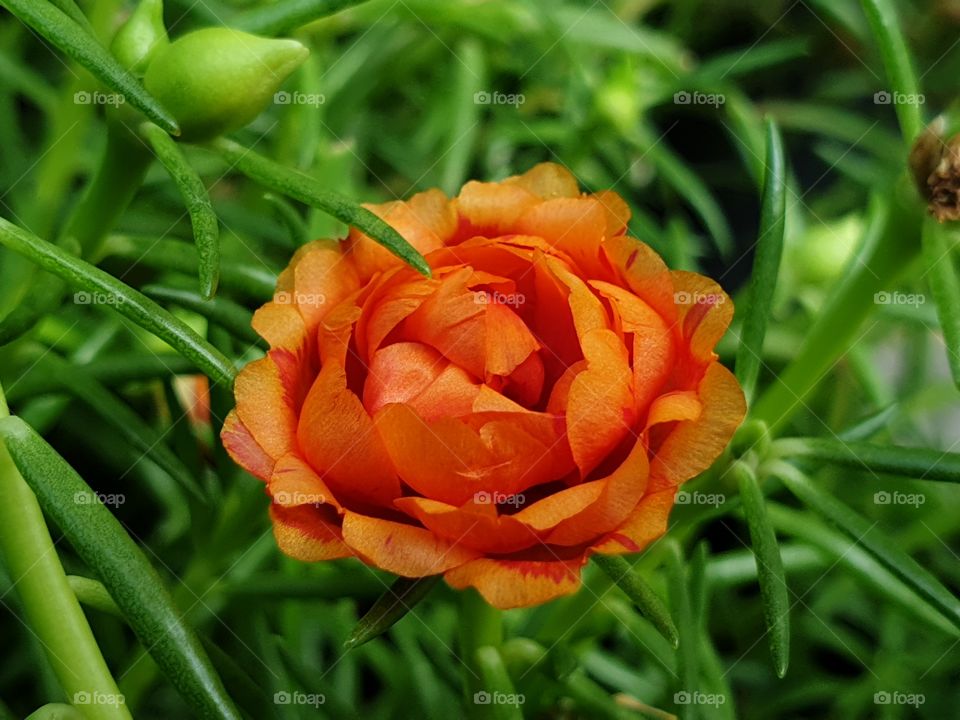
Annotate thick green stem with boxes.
[751,183,921,433]
[0,383,130,720]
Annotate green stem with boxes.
[751,183,921,433]
[0,382,130,720]
[459,589,503,718]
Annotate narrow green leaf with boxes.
[774,437,960,483]
[208,137,431,277]
[859,0,923,142]
[0,416,243,720]
[345,576,440,649]
[142,284,263,348]
[232,0,369,36]
[732,463,790,678]
[0,0,179,134]
[68,575,121,617]
[31,352,207,501]
[735,119,786,403]
[773,461,960,632]
[768,504,960,637]
[0,217,236,387]
[141,123,220,299]
[24,705,86,720]
[262,193,308,248]
[593,554,678,648]
[665,540,699,720]
[473,646,523,720]
[921,216,960,388]
[838,403,897,441]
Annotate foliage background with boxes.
[1,0,959,718]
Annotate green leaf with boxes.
[0,0,179,134]
[592,554,678,649]
[24,705,86,720]
[232,0,370,36]
[735,119,786,404]
[141,123,220,299]
[262,193,308,248]
[142,284,262,348]
[921,216,960,388]
[208,137,432,277]
[473,646,523,720]
[345,576,440,649]
[733,463,790,678]
[774,437,960,483]
[0,217,236,387]
[665,540,700,720]
[859,0,923,142]
[773,461,960,632]
[0,416,243,720]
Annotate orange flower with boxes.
[222,164,745,609]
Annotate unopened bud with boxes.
[143,28,308,141]
[111,0,169,76]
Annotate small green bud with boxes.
[111,0,169,76]
[730,419,770,460]
[143,28,309,141]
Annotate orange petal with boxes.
[484,301,540,378]
[592,280,674,412]
[297,362,400,506]
[341,511,478,576]
[394,497,538,554]
[252,301,307,351]
[506,162,580,199]
[516,197,608,276]
[444,556,586,609]
[221,409,274,481]
[590,487,676,554]
[592,190,631,237]
[602,235,677,323]
[453,180,539,238]
[270,504,351,561]
[285,240,360,330]
[546,435,650,546]
[565,328,635,476]
[234,356,296,459]
[646,391,702,429]
[511,481,605,531]
[349,189,456,279]
[269,452,340,511]
[649,362,745,490]
[671,270,734,364]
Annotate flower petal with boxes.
[590,487,676,554]
[649,362,745,490]
[297,362,401,506]
[670,270,734,365]
[444,556,586,609]
[234,356,296,459]
[341,511,478,576]
[270,504,351,561]
[221,409,274,481]
[269,452,340,510]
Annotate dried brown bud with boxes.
[927,134,960,222]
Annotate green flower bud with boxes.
[111,0,169,76]
[143,28,308,141]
